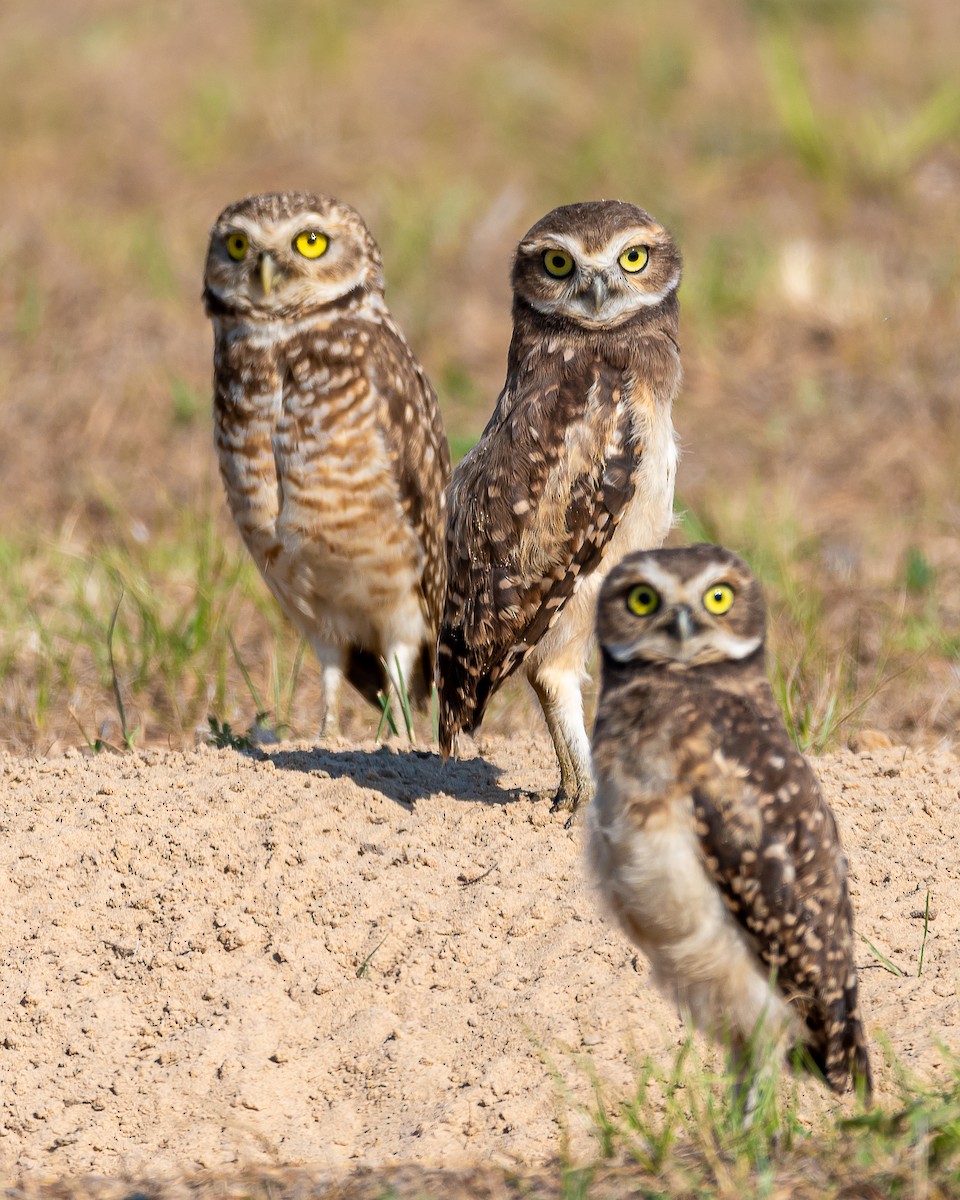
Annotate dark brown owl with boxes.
[203,192,450,733]
[439,201,682,814]
[587,544,872,1097]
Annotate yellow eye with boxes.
[626,584,660,616]
[294,229,328,259]
[619,245,649,273]
[703,584,735,615]
[543,249,574,278]
[225,232,248,261]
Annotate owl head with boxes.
[203,191,384,321]
[511,200,681,330]
[597,544,766,669]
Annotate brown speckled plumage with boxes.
[588,545,872,1096]
[439,201,682,814]
[203,192,450,730]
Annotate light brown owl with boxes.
[439,200,681,815]
[587,544,872,1097]
[203,192,450,733]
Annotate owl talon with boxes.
[550,785,592,826]
[549,787,573,815]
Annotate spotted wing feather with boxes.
[439,352,638,753]
[367,316,451,697]
[686,692,872,1094]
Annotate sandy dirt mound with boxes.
[0,736,957,1183]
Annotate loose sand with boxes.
[0,736,957,1186]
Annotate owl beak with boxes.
[259,252,278,297]
[588,274,608,313]
[665,604,695,643]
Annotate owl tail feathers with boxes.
[437,631,494,761]
[831,1012,874,1103]
[798,1001,873,1101]
[829,976,874,1102]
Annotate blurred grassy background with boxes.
[0,0,957,753]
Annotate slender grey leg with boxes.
[313,641,344,737]
[529,670,595,821]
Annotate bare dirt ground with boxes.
[0,735,956,1189]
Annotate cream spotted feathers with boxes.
[439,201,682,814]
[587,545,872,1095]
[203,192,450,730]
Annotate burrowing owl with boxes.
[587,544,872,1095]
[203,192,450,733]
[439,200,681,814]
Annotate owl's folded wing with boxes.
[438,353,640,749]
[367,316,452,643]
[688,697,871,1093]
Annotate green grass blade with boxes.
[228,629,267,718]
[917,890,931,978]
[106,587,137,749]
[393,654,415,742]
[859,932,906,977]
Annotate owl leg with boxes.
[312,641,344,737]
[528,669,594,819]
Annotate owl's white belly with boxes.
[217,393,426,656]
[268,523,425,653]
[606,406,678,568]
[587,776,794,1045]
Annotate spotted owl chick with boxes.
[203,192,451,733]
[439,200,681,814]
[587,544,872,1096]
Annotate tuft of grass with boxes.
[682,231,773,338]
[546,1036,960,1200]
[205,714,255,752]
[759,26,960,194]
[375,693,400,743]
[841,1047,960,1192]
[374,657,415,744]
[0,506,327,751]
[166,76,238,170]
[14,272,45,341]
[170,375,207,427]
[578,1036,803,1182]
[226,629,295,743]
[393,655,415,742]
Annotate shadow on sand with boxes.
[265,743,527,809]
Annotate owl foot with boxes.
[319,713,340,739]
[549,780,594,827]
